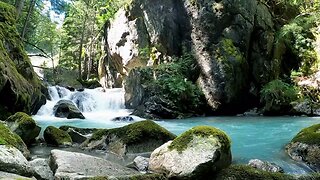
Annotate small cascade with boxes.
[35,86,133,122]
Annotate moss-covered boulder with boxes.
[214,165,294,180]
[5,112,40,145]
[149,126,231,179]
[53,100,85,119]
[286,124,320,172]
[0,122,29,158]
[82,120,176,157]
[0,2,46,119]
[44,126,72,146]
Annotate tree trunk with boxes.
[78,16,87,80]
[15,0,25,19]
[21,0,36,39]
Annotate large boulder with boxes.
[149,126,232,179]
[0,171,35,179]
[0,2,46,119]
[5,112,41,145]
[286,124,320,172]
[53,100,85,119]
[49,149,137,179]
[29,158,54,180]
[82,120,176,157]
[0,122,29,158]
[44,126,72,146]
[0,145,33,177]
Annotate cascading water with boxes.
[33,86,139,128]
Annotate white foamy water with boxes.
[33,86,141,126]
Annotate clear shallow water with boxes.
[33,86,320,174]
[34,115,320,174]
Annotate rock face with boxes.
[99,0,293,117]
[0,2,46,119]
[82,120,176,157]
[44,126,72,146]
[248,159,284,173]
[29,158,54,180]
[0,145,33,177]
[127,156,149,172]
[53,100,85,119]
[5,112,41,145]
[49,149,137,179]
[286,124,320,172]
[0,122,30,158]
[149,126,232,179]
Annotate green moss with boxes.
[90,120,176,145]
[292,124,320,145]
[0,2,16,25]
[215,165,294,180]
[221,39,245,63]
[6,112,36,128]
[44,126,72,146]
[168,126,231,153]
[0,122,26,150]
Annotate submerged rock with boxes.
[5,112,41,145]
[82,120,176,157]
[53,100,85,119]
[248,159,284,173]
[149,126,232,179]
[112,116,134,122]
[0,122,30,158]
[286,124,320,172]
[49,149,137,179]
[44,126,72,146]
[0,145,33,177]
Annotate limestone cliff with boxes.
[0,2,46,119]
[100,0,298,117]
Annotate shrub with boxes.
[260,79,299,114]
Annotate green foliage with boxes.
[292,124,320,145]
[141,52,204,114]
[260,79,299,113]
[169,126,231,153]
[278,13,319,75]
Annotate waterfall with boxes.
[35,86,134,123]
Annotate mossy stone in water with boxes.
[168,126,231,153]
[0,122,29,158]
[215,165,294,180]
[87,120,176,155]
[44,126,72,146]
[6,112,41,145]
[292,124,320,145]
[91,120,176,145]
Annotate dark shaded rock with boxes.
[5,112,41,145]
[286,124,320,172]
[248,159,284,173]
[112,116,134,122]
[65,86,75,92]
[59,125,98,135]
[49,149,137,179]
[53,100,85,119]
[149,126,231,179]
[44,126,72,146]
[0,122,30,158]
[82,120,176,157]
[0,2,46,119]
[66,128,87,144]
